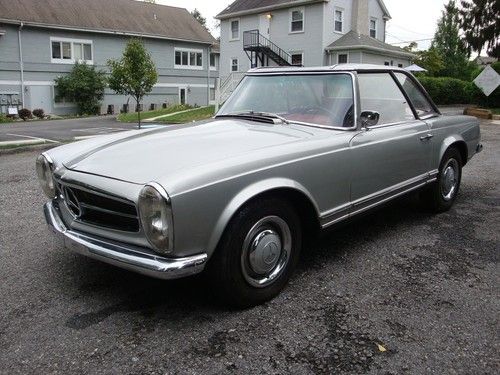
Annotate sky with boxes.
[156,0,449,51]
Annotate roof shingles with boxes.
[0,0,216,44]
[327,31,414,57]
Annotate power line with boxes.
[390,38,434,45]
[388,23,434,37]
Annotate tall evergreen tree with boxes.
[432,0,472,79]
[459,0,499,58]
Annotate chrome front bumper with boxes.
[44,202,208,280]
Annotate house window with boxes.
[334,9,343,33]
[384,61,390,66]
[291,53,303,66]
[50,38,93,64]
[370,19,377,38]
[175,48,203,69]
[290,8,304,33]
[338,53,348,64]
[231,58,239,72]
[230,19,240,40]
[398,63,403,68]
[210,53,219,70]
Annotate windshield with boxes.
[217,74,355,128]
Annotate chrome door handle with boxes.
[420,133,434,141]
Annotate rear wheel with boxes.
[207,197,302,308]
[422,147,462,212]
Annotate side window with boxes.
[358,73,415,125]
[394,72,436,117]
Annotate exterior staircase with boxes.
[243,30,293,67]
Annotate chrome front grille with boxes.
[55,180,140,232]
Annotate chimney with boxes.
[352,0,369,35]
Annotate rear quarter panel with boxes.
[425,115,481,168]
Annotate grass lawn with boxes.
[490,108,500,115]
[158,106,215,124]
[117,104,191,123]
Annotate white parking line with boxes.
[0,139,46,146]
[6,133,59,143]
[73,135,99,140]
[71,127,128,133]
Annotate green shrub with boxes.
[55,62,106,115]
[418,62,499,107]
[18,108,32,121]
[32,108,45,119]
[0,113,9,123]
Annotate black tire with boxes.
[207,197,302,308]
[422,147,462,212]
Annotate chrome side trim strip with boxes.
[44,202,207,280]
[320,171,436,228]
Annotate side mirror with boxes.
[360,111,380,128]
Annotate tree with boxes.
[191,9,208,30]
[459,0,499,58]
[432,0,474,79]
[108,39,158,128]
[55,63,106,115]
[415,48,446,76]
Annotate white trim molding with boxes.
[50,37,94,65]
[174,47,204,70]
[229,18,240,41]
[289,7,305,34]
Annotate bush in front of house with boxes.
[418,61,499,107]
[18,108,32,121]
[418,76,485,106]
[0,113,9,123]
[33,108,45,119]
[55,62,107,115]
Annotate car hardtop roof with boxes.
[246,64,408,74]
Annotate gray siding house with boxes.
[216,0,414,80]
[0,0,219,115]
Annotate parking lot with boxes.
[0,120,498,374]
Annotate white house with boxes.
[216,0,414,80]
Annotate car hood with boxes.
[59,119,342,194]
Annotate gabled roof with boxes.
[0,0,216,44]
[216,0,391,20]
[216,0,327,19]
[326,31,414,58]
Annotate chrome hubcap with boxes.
[441,159,459,201]
[241,216,292,288]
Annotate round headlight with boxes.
[138,184,173,254]
[36,154,56,198]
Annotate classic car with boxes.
[37,64,482,307]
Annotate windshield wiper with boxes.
[216,110,290,124]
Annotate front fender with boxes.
[206,178,319,254]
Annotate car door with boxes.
[349,71,433,213]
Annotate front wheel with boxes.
[422,147,462,212]
[207,197,302,308]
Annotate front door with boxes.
[349,72,432,211]
[179,88,187,105]
[259,14,270,39]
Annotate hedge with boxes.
[417,62,499,107]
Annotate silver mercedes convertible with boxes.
[37,64,482,307]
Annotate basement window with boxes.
[291,53,303,66]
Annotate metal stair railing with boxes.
[243,30,292,65]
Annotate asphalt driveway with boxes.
[0,121,498,374]
[0,116,138,145]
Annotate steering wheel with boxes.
[342,104,354,127]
